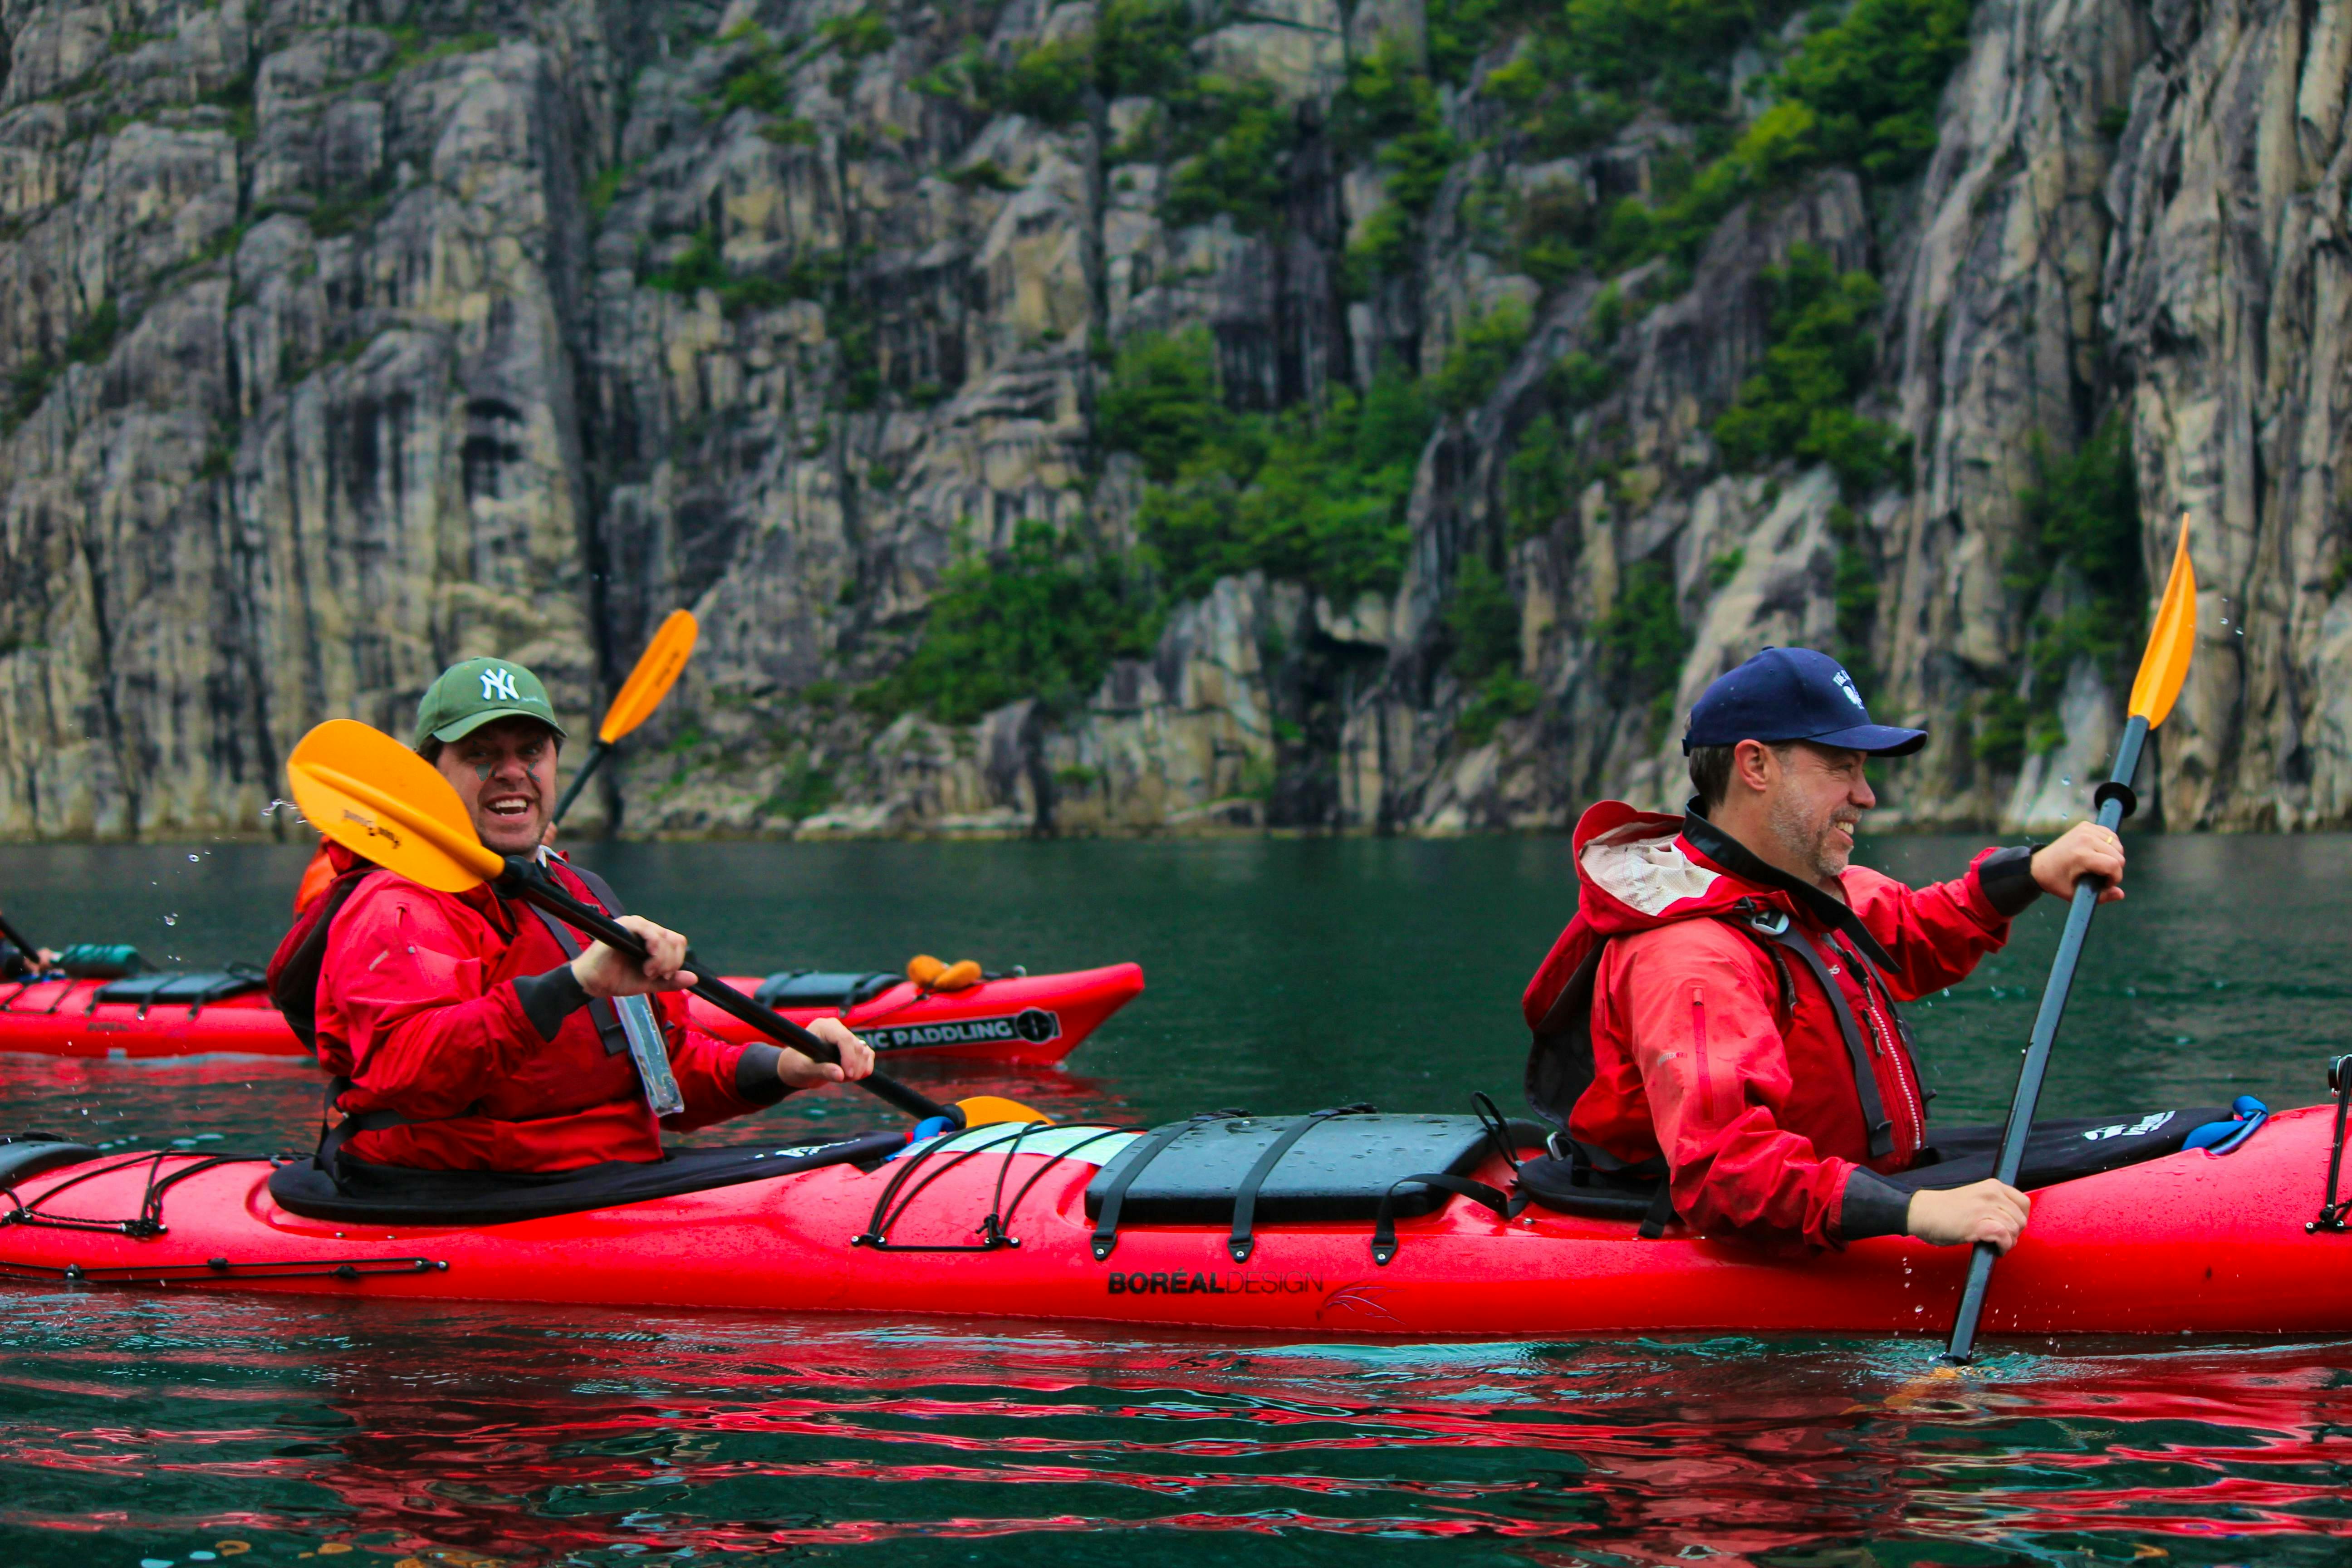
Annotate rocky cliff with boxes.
[0,0,2341,840]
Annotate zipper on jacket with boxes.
[1691,985,1715,1121]
[1838,940,1924,1156]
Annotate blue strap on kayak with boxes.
[2181,1095,2269,1156]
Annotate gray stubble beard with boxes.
[1767,787,1857,884]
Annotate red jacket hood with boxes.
[1522,799,1795,1029]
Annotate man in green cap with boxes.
[292,656,875,1173]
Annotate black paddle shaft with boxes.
[549,739,613,829]
[0,907,41,964]
[1942,713,2149,1364]
[495,858,956,1126]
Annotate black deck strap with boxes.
[2,1149,266,1238]
[1637,1179,1677,1240]
[1731,910,1895,1160]
[1371,1173,1514,1265]
[135,1152,245,1235]
[2310,1054,2352,1235]
[1090,1109,1247,1262]
[181,965,268,1018]
[314,1076,417,1192]
[975,1120,1043,1246]
[1228,1103,1376,1264]
[996,1127,1143,1240]
[516,873,632,1060]
[853,1130,951,1246]
[855,1123,1029,1249]
[854,1123,1047,1251]
[874,1123,1037,1246]
[1470,1091,1522,1176]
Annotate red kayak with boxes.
[2,1102,2346,1338]
[0,962,1142,1064]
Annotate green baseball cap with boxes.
[413,657,568,748]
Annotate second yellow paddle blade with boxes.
[599,610,698,745]
[286,720,504,893]
[955,1096,1050,1128]
[2127,516,2197,727]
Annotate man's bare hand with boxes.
[570,914,692,999]
[2031,820,2127,904]
[1906,1179,2031,1252]
[775,1017,875,1088]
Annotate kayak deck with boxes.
[3,1104,2347,1339]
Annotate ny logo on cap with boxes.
[480,666,521,702]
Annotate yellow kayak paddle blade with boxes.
[955,1095,1049,1128]
[2127,515,2197,728]
[286,720,504,893]
[599,609,698,745]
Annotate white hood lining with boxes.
[1581,820,1720,916]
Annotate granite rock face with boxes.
[0,0,2341,840]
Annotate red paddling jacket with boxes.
[1520,800,2042,1252]
[314,851,781,1171]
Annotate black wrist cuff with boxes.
[735,1042,793,1106]
[513,965,592,1041]
[1977,844,2042,918]
[1839,1168,1913,1243]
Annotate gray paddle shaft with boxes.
[1943,712,2149,1364]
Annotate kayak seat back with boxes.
[1084,1112,1494,1227]
[754,971,899,1009]
[0,1133,100,1186]
[266,1128,911,1225]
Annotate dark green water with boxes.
[4,833,2351,1563]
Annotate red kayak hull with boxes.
[0,962,1143,1064]
[4,1103,2347,1339]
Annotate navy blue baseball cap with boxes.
[1681,647,1926,756]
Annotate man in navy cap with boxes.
[1518,647,2127,1254]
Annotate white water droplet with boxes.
[187,853,200,862]
[162,912,177,926]
[2061,776,2071,786]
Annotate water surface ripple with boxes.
[2,833,2349,1562]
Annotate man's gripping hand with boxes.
[2031,821,2127,904]
[1906,1180,2030,1253]
[571,914,693,999]
[775,1017,876,1088]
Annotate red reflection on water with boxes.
[4,1295,2350,1566]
